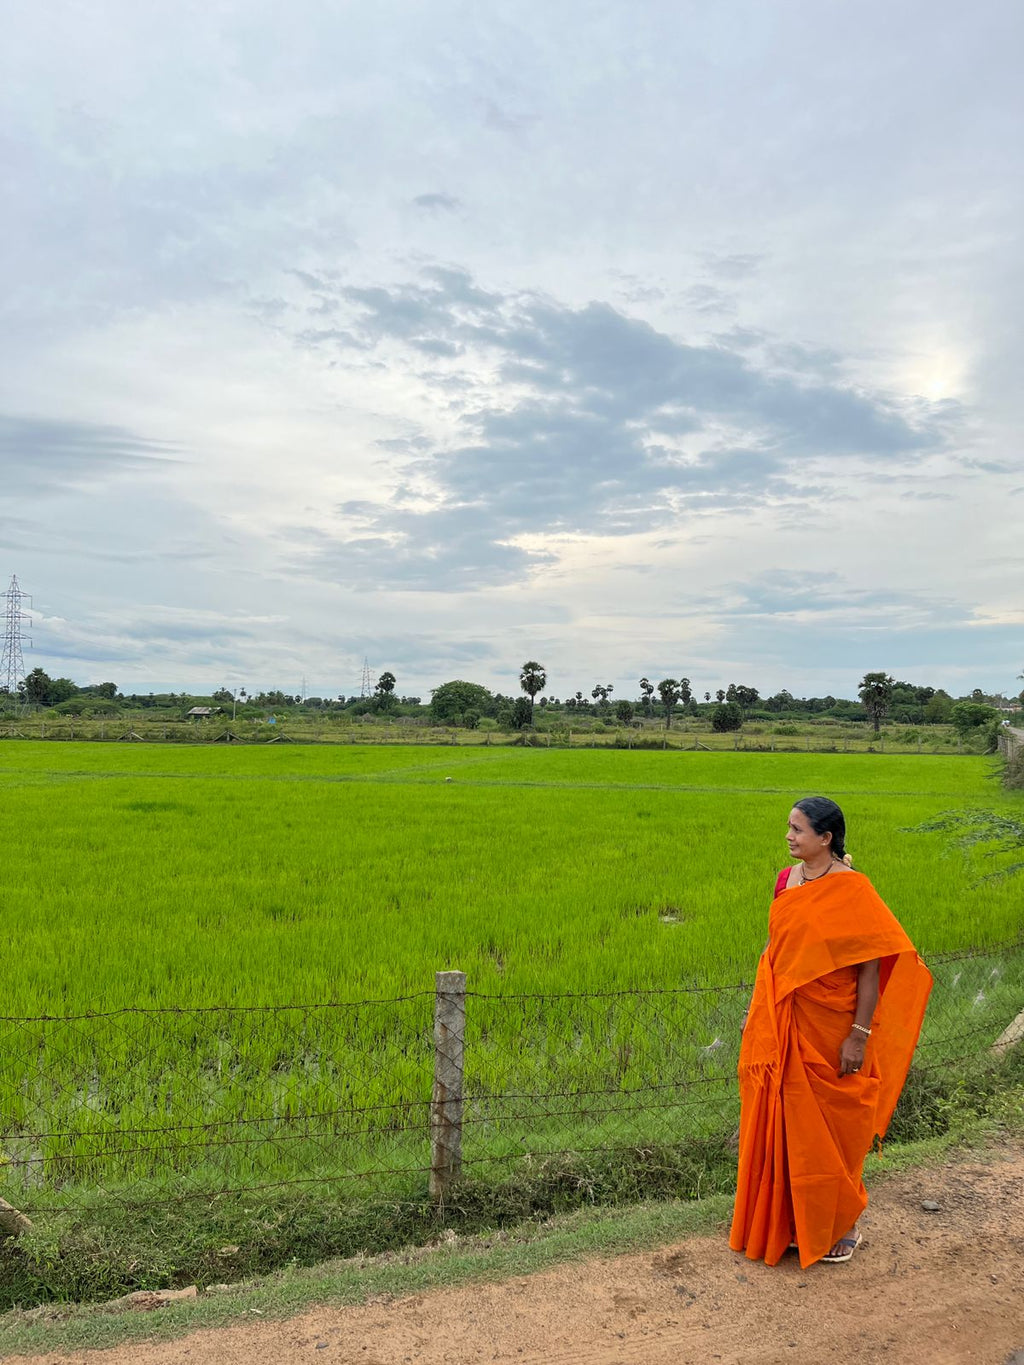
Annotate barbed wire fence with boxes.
[0,939,1021,1230]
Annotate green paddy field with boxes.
[0,740,1020,1304]
[3,741,1019,1007]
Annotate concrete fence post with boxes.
[430,969,466,1203]
[992,1007,1024,1057]
[0,1197,32,1237]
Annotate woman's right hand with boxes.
[838,1033,867,1077]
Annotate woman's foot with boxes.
[821,1229,862,1263]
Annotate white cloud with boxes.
[0,0,1020,699]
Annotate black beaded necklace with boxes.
[800,857,836,883]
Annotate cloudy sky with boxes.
[2,0,1021,702]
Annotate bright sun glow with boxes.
[900,342,968,403]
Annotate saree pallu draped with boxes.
[729,872,932,1269]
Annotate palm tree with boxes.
[519,661,547,725]
[657,678,683,729]
[591,683,613,711]
[858,672,895,734]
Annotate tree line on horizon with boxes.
[4,664,1021,738]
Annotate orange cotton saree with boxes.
[729,871,932,1269]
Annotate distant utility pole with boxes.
[1,575,32,697]
[360,656,373,698]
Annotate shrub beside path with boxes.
[10,1141,1024,1365]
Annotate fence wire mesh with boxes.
[0,939,1020,1217]
[0,995,436,1211]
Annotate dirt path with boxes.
[15,1144,1024,1365]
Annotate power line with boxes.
[1,574,32,696]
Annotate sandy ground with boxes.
[13,1144,1024,1365]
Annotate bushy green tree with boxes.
[712,701,743,732]
[374,671,397,713]
[21,668,51,704]
[950,701,997,737]
[924,690,953,723]
[20,668,78,707]
[765,690,794,713]
[430,680,495,725]
[510,696,532,729]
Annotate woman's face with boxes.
[786,806,830,861]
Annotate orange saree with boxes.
[729,871,932,1268]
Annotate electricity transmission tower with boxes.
[1,575,32,696]
[360,657,374,698]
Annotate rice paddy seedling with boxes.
[0,740,1019,1302]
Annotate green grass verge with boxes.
[0,1044,1020,1324]
[0,1086,1020,1361]
[0,1133,739,1313]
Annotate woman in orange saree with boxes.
[729,797,932,1268]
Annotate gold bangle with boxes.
[850,1023,871,1036]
